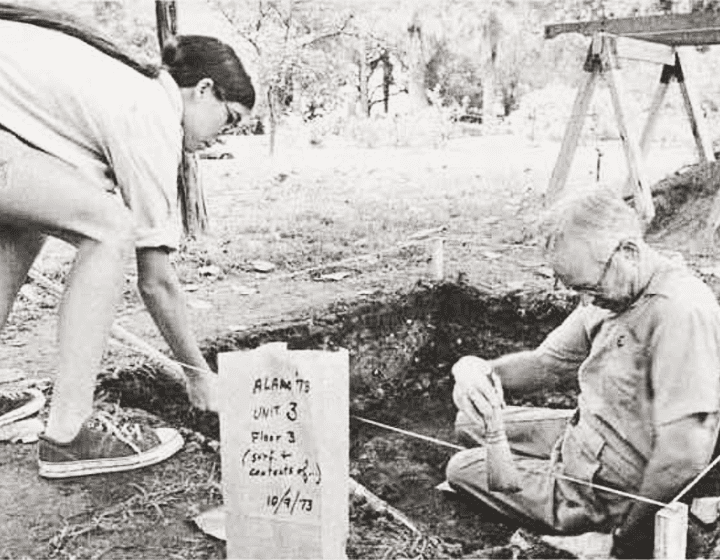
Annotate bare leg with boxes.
[0,132,134,442]
[0,227,46,329]
[46,236,129,441]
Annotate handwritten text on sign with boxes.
[220,344,349,559]
[243,370,320,519]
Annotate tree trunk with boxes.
[155,0,177,51]
[481,49,498,124]
[291,72,303,116]
[156,0,207,237]
[480,11,501,125]
[267,87,277,157]
[346,84,357,118]
[357,39,370,117]
[407,12,428,111]
[382,51,392,113]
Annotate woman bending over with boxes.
[0,3,254,478]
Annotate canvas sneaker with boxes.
[0,388,45,429]
[38,411,183,479]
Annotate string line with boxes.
[107,338,211,375]
[117,337,710,509]
[671,452,720,504]
[352,415,465,451]
[107,304,704,510]
[351,415,667,508]
[104,346,697,509]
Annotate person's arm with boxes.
[135,247,215,410]
[495,304,600,393]
[452,349,580,440]
[612,413,717,559]
[453,303,594,404]
[490,349,572,394]
[613,293,720,557]
[451,349,576,428]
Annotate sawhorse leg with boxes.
[676,50,715,163]
[548,34,655,224]
[622,63,672,197]
[620,49,717,245]
[670,50,720,247]
[603,42,655,223]
[547,70,598,202]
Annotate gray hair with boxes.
[543,188,643,255]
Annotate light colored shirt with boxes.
[0,19,183,249]
[539,257,720,483]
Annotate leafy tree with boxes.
[211,0,352,152]
[173,0,683,134]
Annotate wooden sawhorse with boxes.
[547,32,715,232]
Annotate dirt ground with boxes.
[2,131,720,559]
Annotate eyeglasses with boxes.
[224,102,244,127]
[557,243,621,296]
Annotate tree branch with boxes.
[208,0,262,55]
[266,3,288,29]
[300,16,353,48]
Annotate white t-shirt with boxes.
[0,19,183,249]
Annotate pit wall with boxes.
[99,282,579,438]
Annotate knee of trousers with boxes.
[446,448,487,487]
[455,410,486,445]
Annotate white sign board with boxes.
[219,343,349,559]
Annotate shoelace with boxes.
[0,389,31,401]
[0,390,34,415]
[94,410,144,455]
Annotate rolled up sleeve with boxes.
[651,297,720,426]
[537,305,603,375]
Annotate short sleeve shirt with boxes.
[538,258,720,465]
[0,20,183,249]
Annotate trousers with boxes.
[446,406,637,534]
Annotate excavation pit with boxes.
[97,282,720,558]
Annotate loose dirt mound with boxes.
[647,161,720,253]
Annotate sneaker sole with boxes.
[38,427,184,479]
[0,388,45,429]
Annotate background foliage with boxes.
[28,0,720,148]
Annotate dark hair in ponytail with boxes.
[0,2,160,78]
[163,36,255,110]
[0,5,255,111]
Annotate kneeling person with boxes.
[446,189,720,558]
